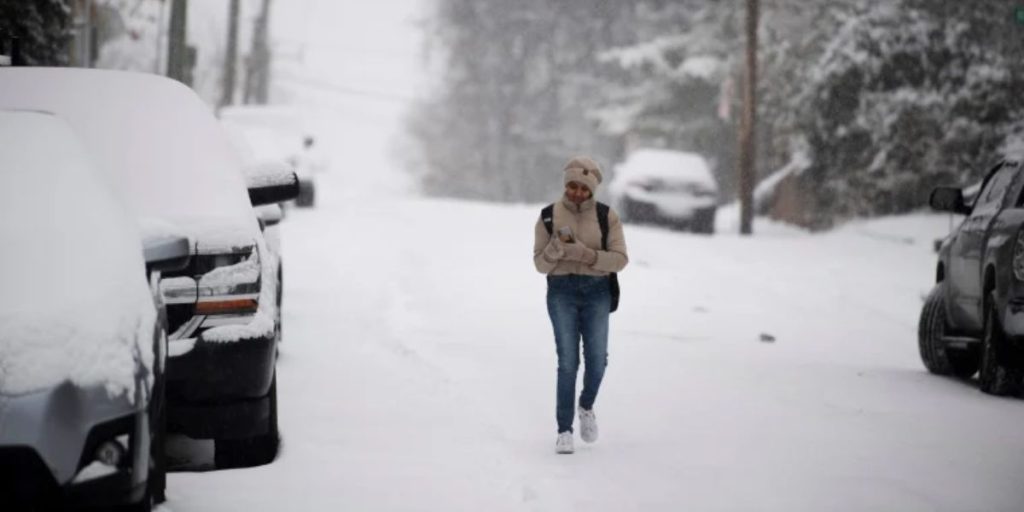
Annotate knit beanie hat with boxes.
[563,156,603,193]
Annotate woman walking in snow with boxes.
[533,156,629,454]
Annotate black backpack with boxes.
[541,202,620,313]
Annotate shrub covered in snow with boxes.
[797,1,1024,226]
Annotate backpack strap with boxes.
[541,204,554,235]
[596,202,610,250]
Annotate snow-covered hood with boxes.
[0,68,263,248]
[0,110,155,399]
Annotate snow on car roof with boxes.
[611,148,718,191]
[0,68,259,249]
[0,110,154,398]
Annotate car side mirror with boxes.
[243,160,300,207]
[143,235,191,273]
[929,187,970,215]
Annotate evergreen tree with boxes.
[0,0,72,65]
[797,0,1024,226]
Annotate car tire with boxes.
[296,181,315,207]
[691,208,716,235]
[918,284,979,378]
[979,295,1019,396]
[214,374,280,468]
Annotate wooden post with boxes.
[739,0,759,235]
[166,0,189,85]
[219,0,240,109]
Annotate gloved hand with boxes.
[562,240,597,265]
[542,237,565,263]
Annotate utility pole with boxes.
[245,0,272,104]
[738,0,759,235]
[166,0,189,85]
[219,0,240,109]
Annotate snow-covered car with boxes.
[224,138,291,338]
[0,110,189,510]
[219,105,326,208]
[0,68,298,469]
[608,148,719,234]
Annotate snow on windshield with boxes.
[0,111,154,399]
[0,68,260,249]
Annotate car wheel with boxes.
[917,284,980,378]
[693,208,716,235]
[214,374,280,468]
[296,181,315,207]
[979,295,1019,396]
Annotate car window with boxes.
[1007,163,1024,208]
[976,165,1015,211]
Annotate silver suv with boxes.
[0,110,189,510]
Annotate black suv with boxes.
[920,159,1024,395]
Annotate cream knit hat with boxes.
[563,156,603,193]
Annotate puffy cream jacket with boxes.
[533,196,628,276]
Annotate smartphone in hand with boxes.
[557,226,575,243]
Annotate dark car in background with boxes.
[0,110,189,510]
[0,68,298,468]
[919,159,1024,395]
[608,148,719,234]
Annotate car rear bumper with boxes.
[1,446,144,509]
[166,332,276,438]
[0,383,149,510]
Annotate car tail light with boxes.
[195,298,259,315]
[1014,229,1024,281]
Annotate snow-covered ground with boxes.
[160,2,1024,511]
[165,165,1024,510]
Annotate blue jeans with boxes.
[546,274,611,433]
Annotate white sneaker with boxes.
[578,407,598,443]
[555,432,574,454]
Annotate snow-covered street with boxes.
[152,2,1024,511]
[7,1,1024,510]
[161,106,1024,511]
